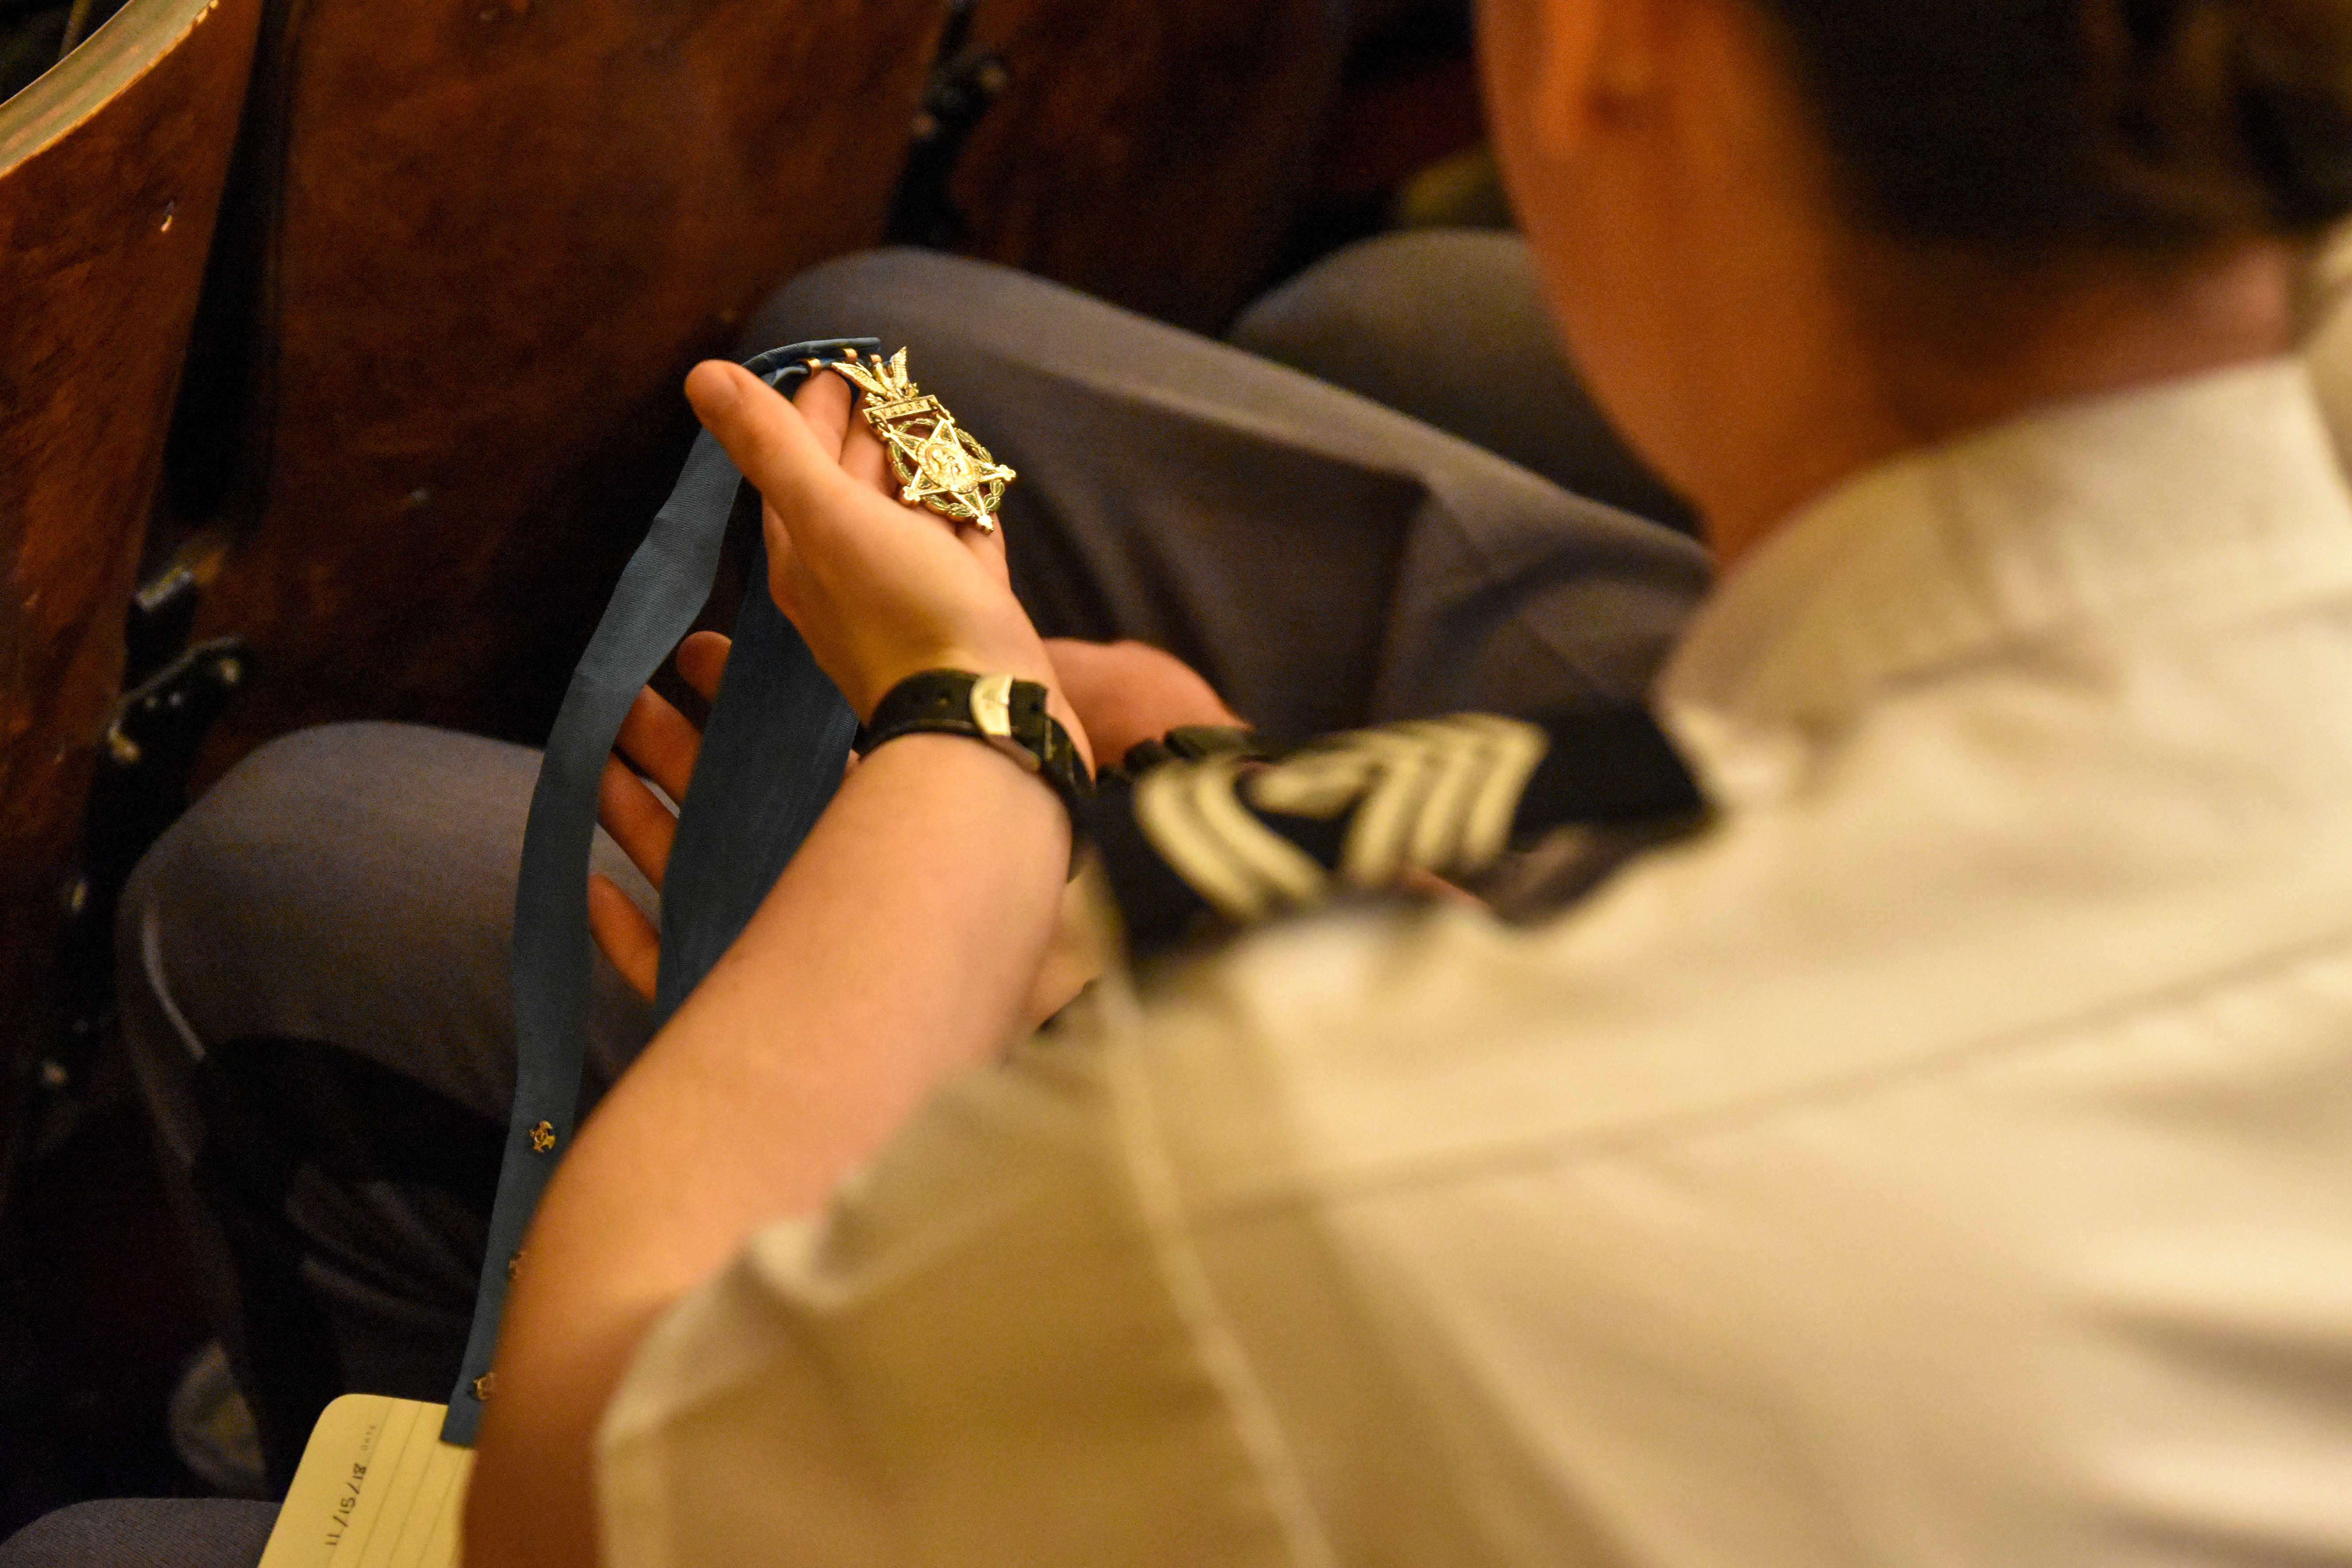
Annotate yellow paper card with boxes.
[258,1396,472,1568]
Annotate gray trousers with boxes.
[0,1502,279,1568]
[118,237,1708,1499]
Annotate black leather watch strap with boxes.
[859,669,1094,865]
[1119,723,1267,777]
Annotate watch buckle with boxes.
[968,673,1040,773]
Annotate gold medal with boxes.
[821,347,1016,532]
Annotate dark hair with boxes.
[1750,0,2352,258]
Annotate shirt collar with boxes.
[1655,359,2352,799]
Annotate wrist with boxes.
[857,669,1096,871]
[863,643,1093,773]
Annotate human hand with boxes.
[587,630,733,1000]
[683,360,1089,772]
[1043,638,1245,770]
[589,623,1109,1022]
[583,634,1105,1020]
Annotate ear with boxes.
[1525,0,1665,160]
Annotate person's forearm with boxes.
[465,733,1070,1568]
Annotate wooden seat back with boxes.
[176,0,943,771]
[0,0,265,1149]
[951,0,1349,332]
[171,0,1361,781]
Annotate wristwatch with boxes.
[859,670,1094,865]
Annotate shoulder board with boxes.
[1093,707,1705,963]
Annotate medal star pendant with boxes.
[825,348,1016,532]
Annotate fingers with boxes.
[693,358,997,558]
[691,363,906,579]
[691,362,923,593]
[789,370,853,460]
[676,631,731,705]
[591,627,727,1007]
[1042,637,1244,764]
[786,355,909,502]
[837,396,894,498]
[754,359,900,510]
[599,753,678,890]
[615,687,702,807]
[687,362,859,533]
[588,874,659,1002]
[686,357,1050,715]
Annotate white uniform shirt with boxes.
[599,361,2352,1567]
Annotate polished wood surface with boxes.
[951,0,1349,332]
[0,0,264,1066]
[180,0,943,769]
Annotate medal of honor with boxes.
[823,347,1017,532]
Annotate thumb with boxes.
[684,361,858,541]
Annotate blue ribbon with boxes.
[442,340,872,1444]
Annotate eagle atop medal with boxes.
[829,347,1017,532]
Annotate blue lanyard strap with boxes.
[442,340,873,1444]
